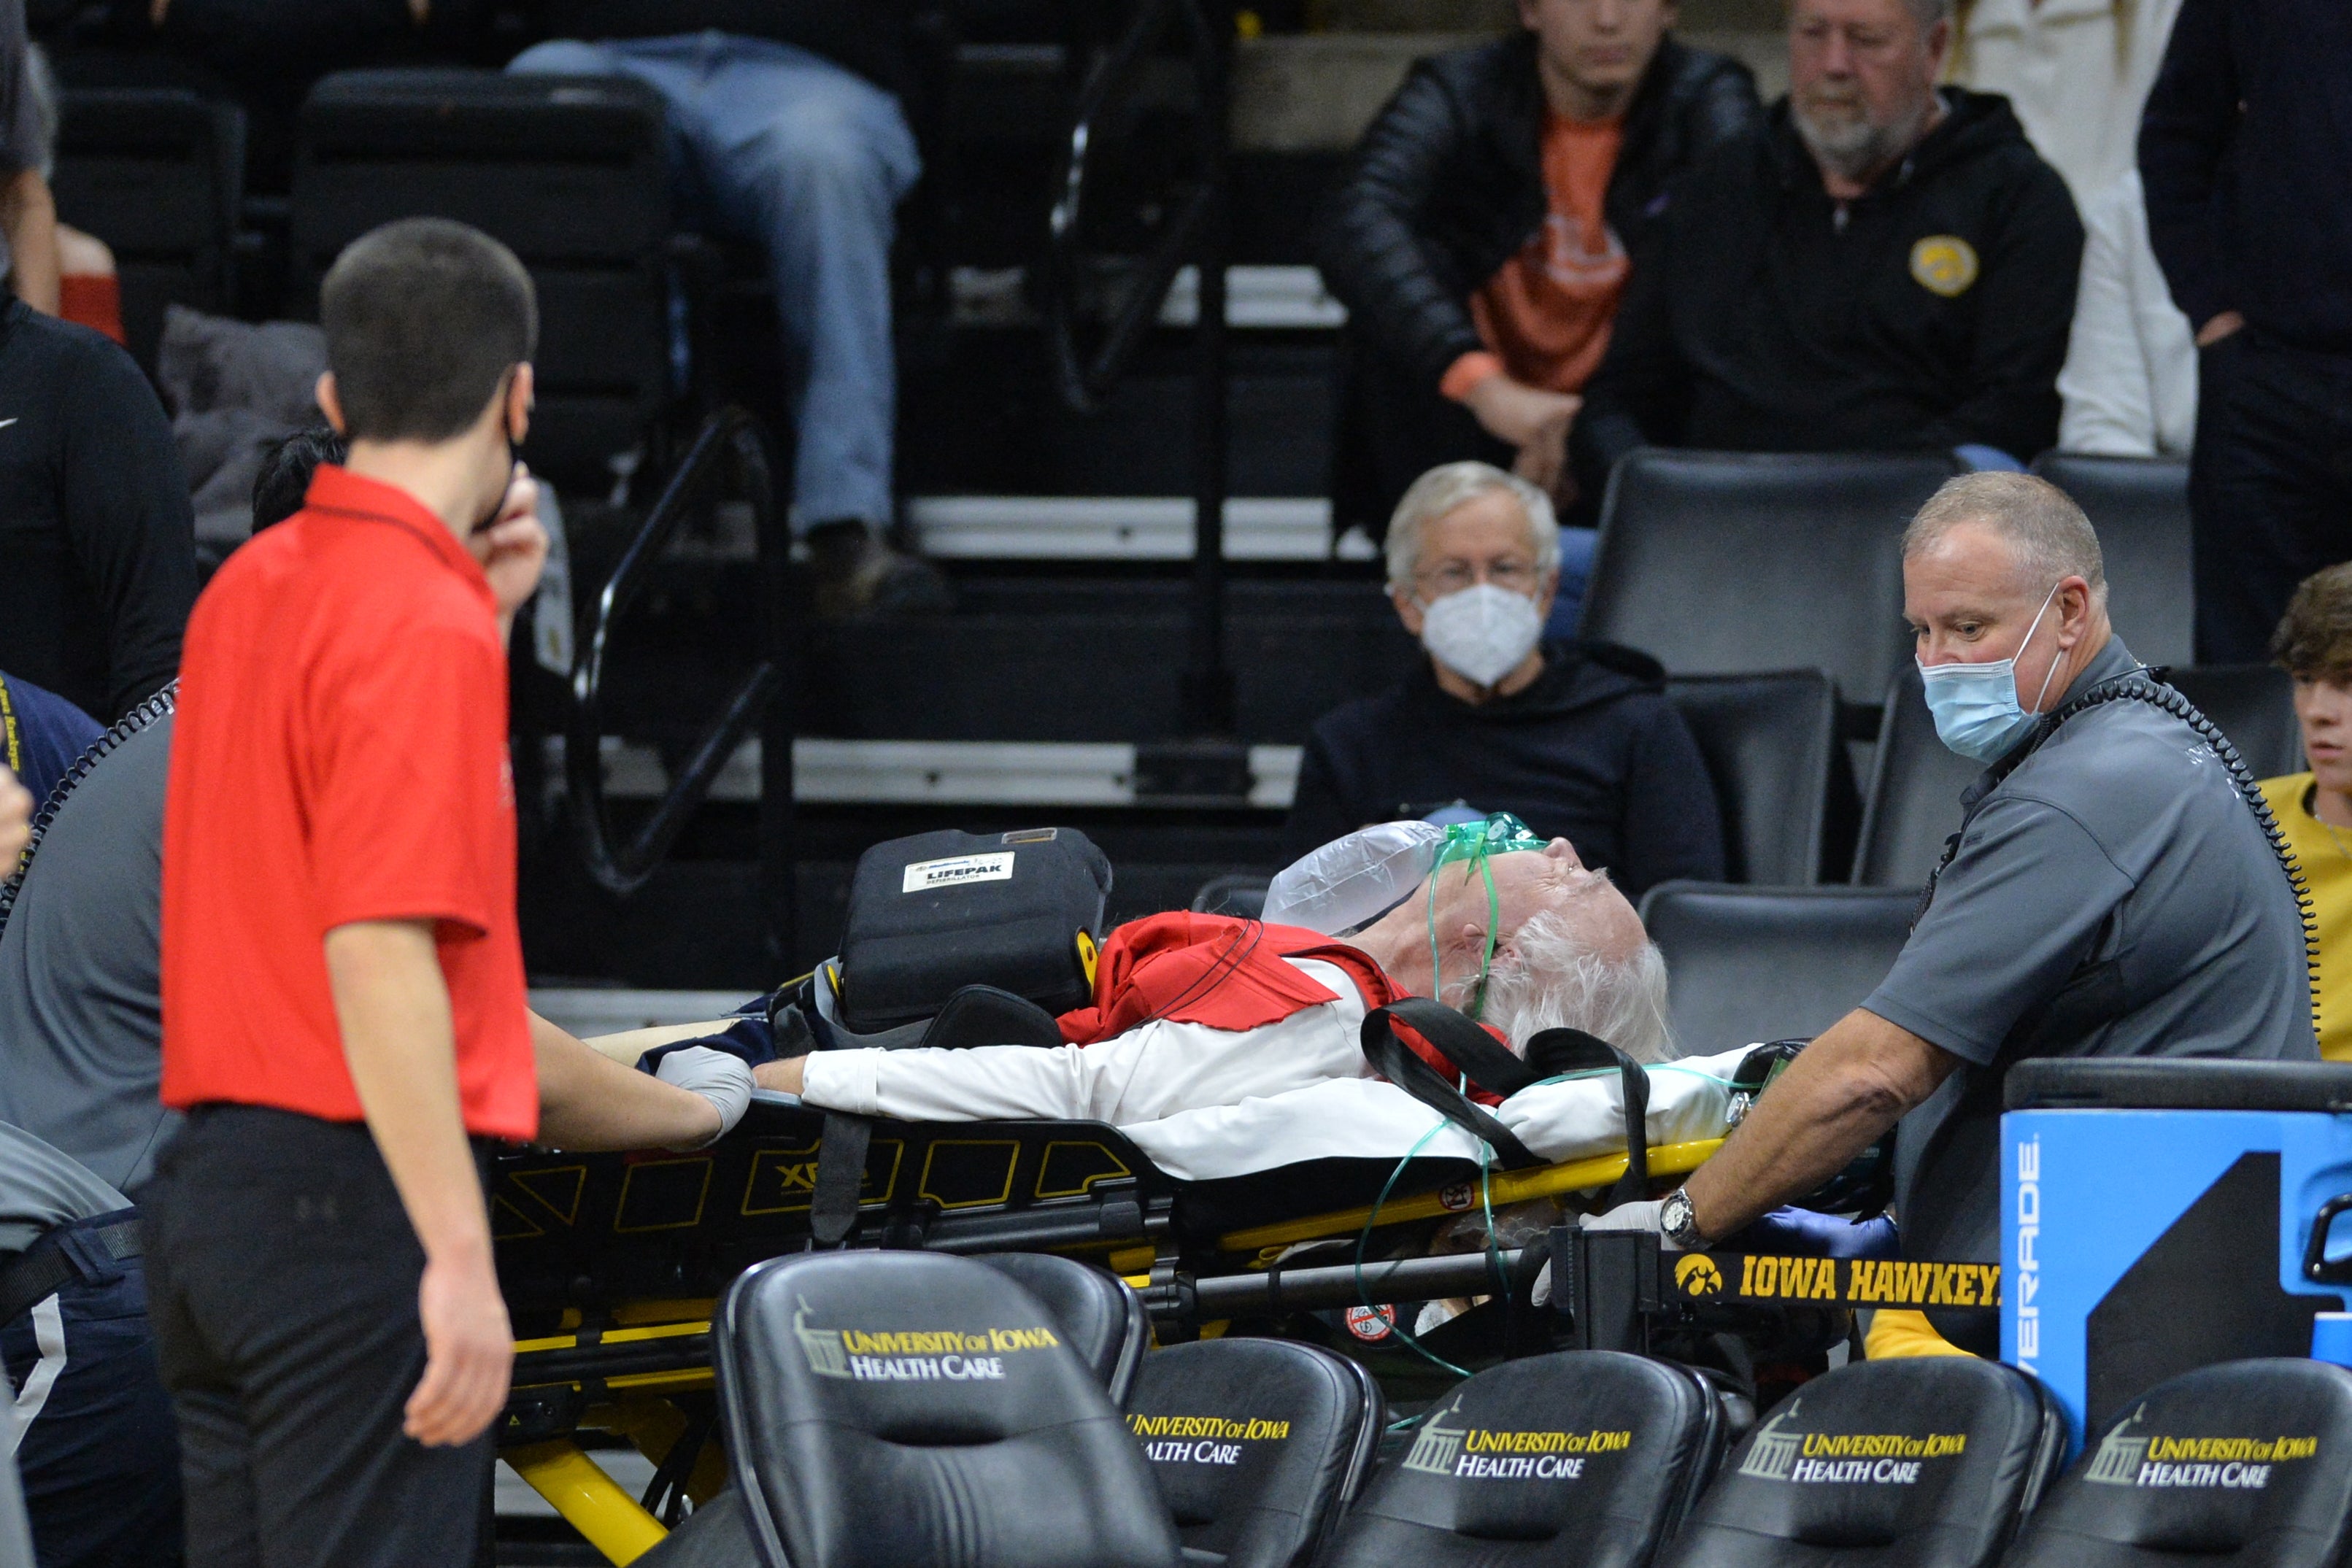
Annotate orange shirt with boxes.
[1443,114,1630,401]
[161,465,537,1140]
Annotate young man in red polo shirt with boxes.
[147,217,547,1567]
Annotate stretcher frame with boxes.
[490,1094,1727,1563]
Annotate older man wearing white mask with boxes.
[1284,460,1723,897]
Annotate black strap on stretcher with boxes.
[0,1217,140,1326]
[1362,999,1651,1207]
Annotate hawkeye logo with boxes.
[793,1299,1059,1383]
[1400,1399,1628,1482]
[1738,1402,1966,1486]
[1129,1414,1292,1467]
[1675,1255,1723,1297]
[2085,1407,2316,1491]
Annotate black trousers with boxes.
[1332,330,1520,543]
[142,1108,488,1568]
[2190,329,2352,663]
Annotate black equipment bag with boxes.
[835,828,1113,1034]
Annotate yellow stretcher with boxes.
[492,1106,1727,1564]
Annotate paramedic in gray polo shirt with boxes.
[1589,471,2315,1354]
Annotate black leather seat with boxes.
[976,1253,1148,1403]
[1584,450,1956,701]
[2164,665,2302,781]
[1667,671,1839,886]
[1193,875,1271,919]
[637,1251,1181,1568]
[1126,1338,1382,1568]
[1658,1356,2064,1568]
[52,88,244,372]
[2003,1359,2352,1567]
[2029,454,2192,668]
[1853,664,1983,889]
[1639,884,1917,1055]
[291,70,674,495]
[1320,1349,1721,1568]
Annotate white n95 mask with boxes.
[1918,582,2064,763]
[1420,583,1542,688]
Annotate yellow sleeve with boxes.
[1864,1308,1976,1359]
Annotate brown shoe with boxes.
[806,520,953,619]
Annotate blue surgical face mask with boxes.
[1918,582,2065,763]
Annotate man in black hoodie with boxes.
[1570,0,2082,497]
[1286,460,1723,897]
[1318,0,1759,555]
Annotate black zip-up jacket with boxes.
[0,301,195,725]
[1284,639,1724,897]
[1315,34,1761,394]
[1572,90,2082,492]
[2140,0,2352,352]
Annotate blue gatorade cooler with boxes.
[2001,1059,2352,1449]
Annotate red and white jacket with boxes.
[798,914,1507,1126]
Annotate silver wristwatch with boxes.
[1659,1187,1706,1250]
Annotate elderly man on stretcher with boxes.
[591,818,1781,1184]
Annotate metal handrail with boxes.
[568,406,786,900]
[1041,0,1223,415]
[1042,0,1239,735]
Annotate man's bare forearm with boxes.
[324,920,493,1265]
[1,170,60,315]
[531,1011,720,1150]
[1680,1008,1960,1242]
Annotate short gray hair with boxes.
[1385,461,1560,594]
[1902,471,2106,604]
[1471,909,1676,1064]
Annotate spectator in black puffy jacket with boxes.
[1318,0,1760,571]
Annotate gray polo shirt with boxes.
[0,1121,126,1254]
[1867,637,2315,1279]
[0,711,175,1192]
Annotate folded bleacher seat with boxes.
[2002,1359,2352,1567]
[636,1251,1180,1568]
[976,1253,1148,1403]
[1127,1338,1383,1568]
[1319,1350,1721,1568]
[1657,1354,2064,1568]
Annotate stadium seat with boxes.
[1194,874,1272,918]
[50,88,244,372]
[1638,884,1917,1056]
[1319,1349,1721,1568]
[1582,451,1957,703]
[2029,454,2193,668]
[1667,671,1838,886]
[975,1253,1149,1403]
[1127,1338,1384,1568]
[1657,1355,2064,1568]
[290,70,673,495]
[2165,665,2303,781]
[2002,1359,2352,1567]
[1853,664,1981,889]
[636,1251,1180,1568]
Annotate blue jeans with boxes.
[510,33,922,530]
[1545,525,1599,641]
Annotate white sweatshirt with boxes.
[798,957,1373,1125]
